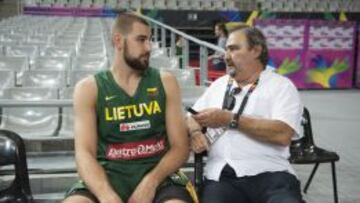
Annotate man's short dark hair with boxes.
[229,25,269,67]
[112,12,150,36]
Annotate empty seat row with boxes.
[258,0,359,12]
[24,0,239,10]
[0,67,196,89]
[0,56,109,71]
[0,41,110,59]
[0,87,73,138]
[0,69,101,88]
[0,51,181,71]
[0,16,112,58]
[0,85,206,138]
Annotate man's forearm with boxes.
[76,152,118,200]
[237,115,293,146]
[186,116,202,133]
[146,145,189,186]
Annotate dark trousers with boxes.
[201,164,304,203]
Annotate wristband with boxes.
[229,113,239,129]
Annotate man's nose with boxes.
[145,41,152,52]
[224,51,231,62]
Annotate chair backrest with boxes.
[301,107,315,146]
[167,0,178,9]
[27,35,52,45]
[0,87,60,138]
[0,129,34,203]
[40,46,74,58]
[72,56,108,70]
[21,70,67,88]
[5,45,38,65]
[290,107,316,158]
[0,56,28,71]
[68,70,99,86]
[31,56,70,71]
[0,70,15,90]
[77,45,107,58]
[2,34,26,44]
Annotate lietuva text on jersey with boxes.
[105,100,162,121]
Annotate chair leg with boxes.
[303,163,319,193]
[194,153,204,193]
[331,161,338,203]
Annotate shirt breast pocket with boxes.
[245,93,272,118]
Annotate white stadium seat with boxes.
[0,87,60,138]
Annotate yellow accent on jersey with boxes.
[147,87,157,93]
[105,100,162,121]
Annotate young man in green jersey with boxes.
[63,12,194,203]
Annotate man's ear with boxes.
[112,33,122,49]
[252,45,262,58]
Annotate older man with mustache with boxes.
[187,25,304,203]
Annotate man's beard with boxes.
[124,40,150,72]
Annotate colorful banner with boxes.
[256,19,356,89]
[23,6,110,17]
[356,26,360,88]
[306,20,356,89]
[305,50,354,88]
[255,19,307,89]
[268,49,306,89]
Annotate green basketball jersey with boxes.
[94,68,168,201]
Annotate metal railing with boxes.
[0,100,72,107]
[138,12,225,86]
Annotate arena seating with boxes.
[31,56,70,71]
[0,0,359,201]
[0,14,208,202]
[24,0,359,13]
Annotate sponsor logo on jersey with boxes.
[105,100,162,121]
[105,95,117,101]
[106,137,166,160]
[119,120,151,132]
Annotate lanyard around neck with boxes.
[222,75,260,120]
[234,78,259,120]
[222,76,235,109]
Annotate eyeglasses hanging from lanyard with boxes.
[222,76,260,117]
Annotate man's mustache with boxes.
[142,52,150,59]
[225,58,234,67]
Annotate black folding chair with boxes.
[0,129,34,203]
[194,151,206,194]
[290,107,340,203]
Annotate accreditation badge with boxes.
[205,127,226,144]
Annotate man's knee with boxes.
[62,195,95,203]
[154,184,193,203]
[266,192,303,203]
[162,200,187,203]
